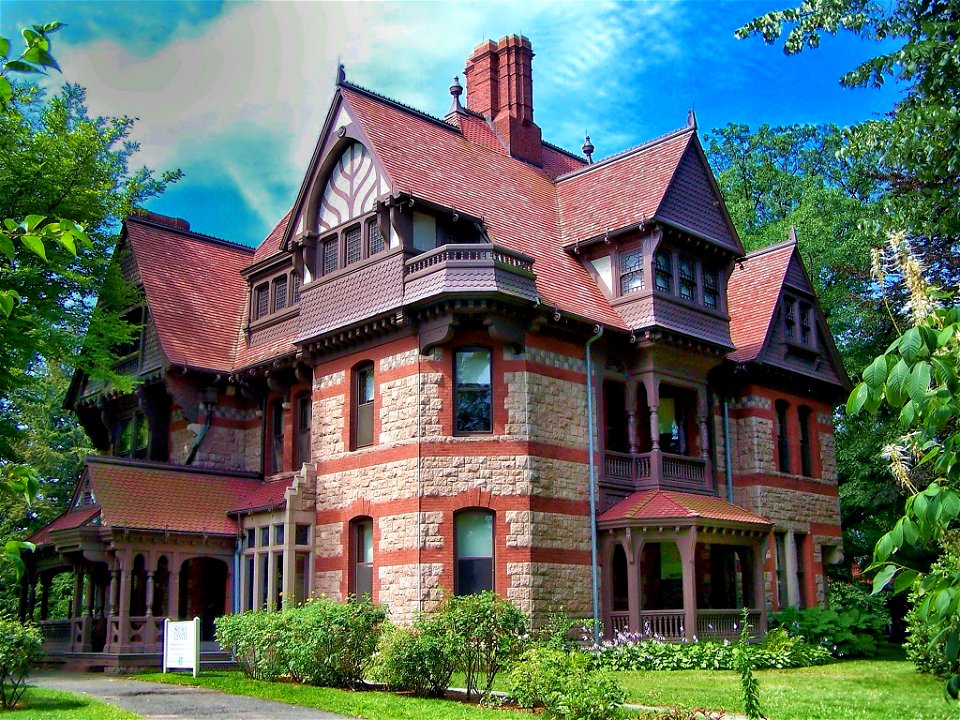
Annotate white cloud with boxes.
[53,1,681,240]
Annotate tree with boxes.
[0,22,180,577]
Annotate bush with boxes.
[0,619,42,709]
[827,579,891,625]
[592,630,831,672]
[439,591,528,700]
[905,541,960,679]
[371,613,459,697]
[509,646,625,720]
[281,596,387,688]
[214,610,288,680]
[215,597,387,688]
[771,605,887,657]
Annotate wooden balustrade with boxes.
[637,610,686,640]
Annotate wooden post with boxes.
[627,535,642,635]
[679,530,698,641]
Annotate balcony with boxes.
[604,450,708,493]
[403,243,538,305]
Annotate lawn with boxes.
[621,656,956,720]
[3,687,141,719]
[135,671,533,720]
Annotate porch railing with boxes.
[604,451,651,483]
[696,609,762,640]
[107,615,165,651]
[609,611,630,636]
[662,453,705,483]
[638,610,686,640]
[38,619,72,650]
[603,451,705,488]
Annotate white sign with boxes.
[162,617,201,677]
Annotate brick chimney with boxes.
[463,34,542,166]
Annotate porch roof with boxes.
[28,505,101,545]
[598,489,772,529]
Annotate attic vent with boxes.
[133,210,191,231]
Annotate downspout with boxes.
[416,351,423,612]
[233,532,242,613]
[585,325,604,646]
[722,397,734,503]
[185,401,214,465]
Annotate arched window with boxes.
[775,400,790,473]
[352,363,375,449]
[798,406,813,477]
[351,517,374,598]
[454,509,494,595]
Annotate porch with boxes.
[598,489,773,641]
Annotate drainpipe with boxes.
[233,534,242,613]
[186,402,214,465]
[722,397,734,503]
[585,324,604,646]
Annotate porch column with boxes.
[643,374,662,483]
[752,537,768,632]
[168,555,182,620]
[678,528,698,641]
[71,566,84,651]
[116,552,132,650]
[39,573,50,621]
[784,531,800,607]
[625,381,639,455]
[627,535,642,635]
[107,568,119,617]
[143,570,156,644]
[697,390,713,486]
[80,570,95,650]
[145,571,155,616]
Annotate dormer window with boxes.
[783,295,816,349]
[619,247,644,295]
[345,226,362,265]
[678,255,696,301]
[251,270,301,325]
[652,246,725,312]
[369,220,385,255]
[654,250,673,293]
[116,411,148,460]
[273,276,288,313]
[254,284,269,320]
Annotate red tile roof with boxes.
[85,457,264,536]
[342,86,624,327]
[228,478,293,514]
[29,505,100,545]
[125,216,254,373]
[726,240,795,363]
[251,210,293,267]
[598,489,771,527]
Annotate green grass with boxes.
[3,687,141,719]
[134,671,533,719]
[620,657,957,720]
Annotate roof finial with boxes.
[687,108,697,129]
[336,63,346,85]
[789,225,798,244]
[582,132,595,164]
[449,75,465,114]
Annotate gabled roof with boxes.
[28,505,100,545]
[598,489,771,527]
[228,478,292,515]
[124,216,254,373]
[250,210,293,268]
[81,457,263,536]
[727,240,796,363]
[340,84,624,327]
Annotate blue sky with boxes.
[2,1,902,248]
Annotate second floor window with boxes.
[703,268,720,309]
[776,400,790,474]
[116,412,148,459]
[255,284,269,320]
[654,250,673,293]
[270,399,284,474]
[799,406,813,477]
[295,394,312,468]
[273,276,288,313]
[353,364,375,448]
[619,247,644,295]
[678,255,696,301]
[455,348,492,433]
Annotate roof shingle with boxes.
[599,489,771,526]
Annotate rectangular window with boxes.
[454,349,492,433]
[292,272,302,302]
[354,365,375,448]
[322,237,338,275]
[273,276,288,313]
[784,298,796,339]
[775,533,788,608]
[369,222,385,255]
[619,247,644,295]
[260,526,270,547]
[260,554,269,609]
[654,250,673,293]
[703,267,720,309]
[800,302,813,345]
[345,226,362,265]
[255,284,269,320]
[274,523,284,545]
[116,413,148,459]
[678,255,696,301]
[273,551,283,608]
[246,528,256,549]
[295,524,310,546]
[245,555,254,611]
[799,406,813,477]
[354,519,373,598]
[270,399,284,474]
[796,533,808,609]
[295,394,312,467]
[455,511,494,595]
[295,551,310,603]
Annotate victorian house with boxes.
[26,35,846,671]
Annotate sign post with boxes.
[162,617,201,677]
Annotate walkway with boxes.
[30,670,351,720]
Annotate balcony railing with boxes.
[603,451,705,489]
[404,243,534,276]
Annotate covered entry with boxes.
[599,489,771,640]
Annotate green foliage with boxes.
[436,591,528,701]
[533,607,578,650]
[771,605,888,658]
[371,614,459,697]
[0,618,42,709]
[508,646,626,720]
[826,578,891,624]
[904,539,960,680]
[592,632,831,672]
[215,598,387,688]
[644,709,726,720]
[735,609,763,720]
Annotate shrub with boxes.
[904,541,960,679]
[281,596,387,688]
[371,613,459,697]
[592,629,831,672]
[827,579,891,626]
[214,610,288,680]
[438,591,528,700]
[771,605,887,657]
[645,710,726,720]
[509,646,626,720]
[0,619,42,709]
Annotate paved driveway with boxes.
[30,670,351,720]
